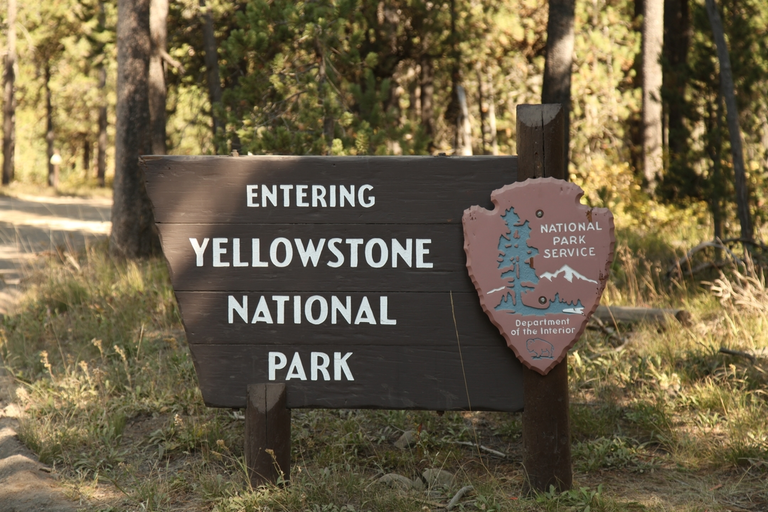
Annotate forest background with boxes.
[1,0,768,510]
[1,0,768,245]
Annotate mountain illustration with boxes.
[539,265,597,284]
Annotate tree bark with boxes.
[200,0,223,145]
[2,0,16,185]
[487,71,498,155]
[97,3,108,187]
[82,137,91,177]
[705,0,752,242]
[642,0,664,192]
[149,0,168,154]
[476,67,487,154]
[456,85,473,155]
[542,0,575,180]
[45,64,57,187]
[110,0,160,259]
[663,0,690,174]
[420,57,434,142]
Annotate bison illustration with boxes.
[526,338,554,359]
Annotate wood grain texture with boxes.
[245,384,291,486]
[161,224,470,292]
[144,155,525,411]
[143,155,517,224]
[517,104,573,492]
[190,344,524,411]
[176,291,502,346]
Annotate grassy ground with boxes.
[0,224,767,510]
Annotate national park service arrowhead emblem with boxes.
[462,178,615,375]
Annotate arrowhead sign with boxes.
[462,178,615,375]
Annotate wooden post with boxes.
[516,104,573,492]
[245,383,291,487]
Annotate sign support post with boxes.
[516,104,573,492]
[244,383,291,487]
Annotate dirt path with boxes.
[0,192,112,512]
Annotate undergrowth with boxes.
[0,229,767,510]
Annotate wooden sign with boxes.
[143,155,525,411]
[462,178,615,375]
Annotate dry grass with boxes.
[0,231,767,511]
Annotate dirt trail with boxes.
[0,192,112,512]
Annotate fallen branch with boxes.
[667,237,768,279]
[450,440,507,458]
[447,485,474,510]
[594,305,691,326]
[719,347,756,363]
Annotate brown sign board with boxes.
[143,155,525,411]
[463,178,615,375]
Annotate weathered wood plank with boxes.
[143,155,517,224]
[189,343,524,411]
[517,104,573,493]
[159,224,476,292]
[176,291,501,346]
[245,383,291,487]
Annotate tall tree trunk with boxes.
[2,0,16,185]
[642,0,664,192]
[663,0,690,174]
[200,0,223,146]
[97,3,108,187]
[707,93,724,243]
[447,0,462,151]
[45,64,57,187]
[476,67,487,154]
[82,137,90,176]
[149,0,168,154]
[110,0,159,258]
[487,71,499,155]
[542,0,575,180]
[705,0,752,242]
[456,85,473,155]
[420,57,434,143]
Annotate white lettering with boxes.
[312,185,327,207]
[293,296,301,324]
[232,238,249,267]
[280,184,294,206]
[334,352,354,380]
[296,185,309,207]
[311,352,331,381]
[273,295,289,324]
[268,352,287,380]
[252,238,268,267]
[246,185,259,207]
[354,297,376,324]
[270,237,293,267]
[416,239,433,268]
[346,238,364,267]
[228,295,248,323]
[331,296,351,324]
[251,296,273,324]
[295,238,326,267]
[305,295,328,325]
[262,185,277,207]
[213,238,229,267]
[358,184,375,207]
[327,238,344,268]
[190,238,209,266]
[340,185,355,207]
[391,238,412,268]
[286,352,307,380]
[365,238,388,268]
[380,296,396,325]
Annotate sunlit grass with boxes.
[1,216,767,510]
